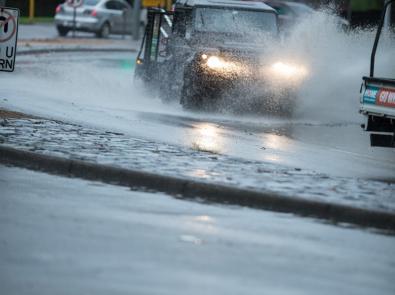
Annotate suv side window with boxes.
[173,11,186,37]
[172,9,192,37]
[273,5,292,16]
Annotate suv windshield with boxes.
[287,3,313,16]
[194,8,277,36]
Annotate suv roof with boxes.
[176,0,276,12]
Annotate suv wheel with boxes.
[181,82,202,110]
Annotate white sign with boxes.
[0,7,19,72]
[66,0,84,8]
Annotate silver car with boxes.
[54,0,146,38]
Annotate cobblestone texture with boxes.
[1,118,394,213]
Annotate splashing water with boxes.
[2,11,393,127]
[262,9,394,123]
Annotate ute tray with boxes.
[363,76,395,85]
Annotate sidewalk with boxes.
[17,23,141,54]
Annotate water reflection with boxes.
[183,215,217,235]
[261,133,291,163]
[194,215,215,223]
[189,122,224,154]
[264,133,287,150]
[189,169,211,179]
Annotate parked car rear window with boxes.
[106,0,124,10]
[84,0,100,6]
[118,2,128,10]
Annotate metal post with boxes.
[122,8,126,39]
[370,0,395,77]
[384,1,392,29]
[347,0,352,24]
[72,7,76,38]
[132,0,141,40]
[29,0,35,22]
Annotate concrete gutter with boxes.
[1,145,394,233]
[16,36,140,55]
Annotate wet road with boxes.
[1,164,394,295]
[1,51,394,180]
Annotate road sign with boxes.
[66,0,84,8]
[0,6,19,72]
[66,0,83,38]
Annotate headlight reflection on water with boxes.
[183,215,218,237]
[260,133,291,163]
[190,123,223,154]
[186,123,224,181]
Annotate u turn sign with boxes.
[0,6,19,72]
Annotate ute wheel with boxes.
[96,23,110,38]
[57,26,69,37]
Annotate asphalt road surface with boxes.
[1,165,394,295]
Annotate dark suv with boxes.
[135,0,304,114]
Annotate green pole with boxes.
[132,0,141,40]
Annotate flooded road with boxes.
[1,51,394,180]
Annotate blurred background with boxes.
[3,0,394,28]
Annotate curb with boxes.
[1,145,394,232]
[17,47,137,56]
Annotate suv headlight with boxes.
[207,56,238,72]
[201,54,244,75]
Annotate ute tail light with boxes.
[55,5,62,14]
[91,9,98,17]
